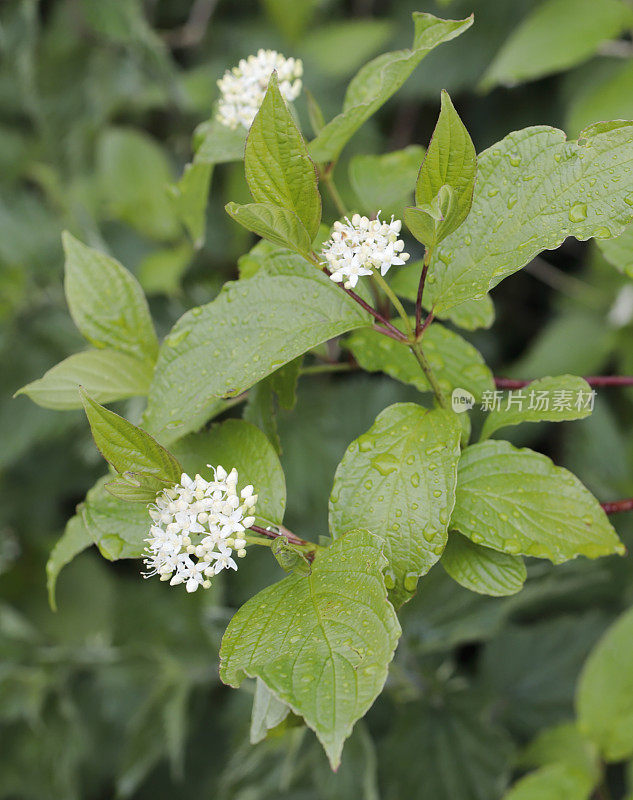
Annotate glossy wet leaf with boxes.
[329,403,461,607]
[481,375,594,440]
[245,73,321,240]
[15,349,153,410]
[452,440,624,563]
[219,530,401,769]
[144,269,370,442]
[441,533,526,597]
[63,233,158,363]
[390,261,494,330]
[345,319,494,400]
[426,124,633,314]
[309,12,473,163]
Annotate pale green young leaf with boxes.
[452,440,624,563]
[15,349,153,410]
[329,404,461,607]
[96,127,179,242]
[349,145,424,218]
[597,224,633,278]
[144,270,370,442]
[390,261,494,330]
[225,201,312,255]
[81,389,182,484]
[193,119,247,164]
[481,376,594,440]
[426,123,633,314]
[46,514,93,611]
[245,73,321,239]
[171,419,286,526]
[408,90,476,247]
[441,533,526,597]
[250,678,290,744]
[63,232,158,362]
[577,606,633,761]
[219,530,401,769]
[345,319,494,401]
[482,0,633,90]
[168,161,212,248]
[271,537,312,576]
[137,242,194,296]
[309,12,473,163]
[502,763,595,800]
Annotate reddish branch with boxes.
[250,524,316,561]
[495,376,633,390]
[601,499,633,515]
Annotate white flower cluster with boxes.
[321,213,410,290]
[216,49,303,130]
[142,466,257,593]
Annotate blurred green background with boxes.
[3,0,633,797]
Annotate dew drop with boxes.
[569,203,587,222]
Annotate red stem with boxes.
[495,376,633,389]
[601,499,633,515]
[250,524,316,560]
[415,251,431,337]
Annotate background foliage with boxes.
[4,0,633,797]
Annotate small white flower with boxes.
[141,467,258,592]
[322,212,410,289]
[216,49,303,130]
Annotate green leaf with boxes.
[380,690,513,800]
[502,764,595,800]
[219,530,401,769]
[62,232,158,363]
[302,19,395,79]
[82,478,150,560]
[137,242,194,296]
[441,533,526,597]
[15,349,153,410]
[250,678,290,744]
[271,537,312,576]
[225,201,312,255]
[390,260,494,330]
[577,606,633,761]
[349,145,424,218]
[309,12,473,163]
[193,119,247,165]
[46,514,92,611]
[81,389,182,485]
[105,472,168,503]
[481,0,633,90]
[96,126,179,242]
[452,440,624,562]
[345,319,494,401]
[426,123,633,314]
[171,419,286,526]
[329,404,461,607]
[407,90,476,247]
[521,722,600,785]
[597,223,633,278]
[144,270,370,442]
[481,376,595,440]
[168,161,212,248]
[245,73,321,240]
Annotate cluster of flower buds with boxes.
[142,466,257,593]
[216,49,303,130]
[321,213,410,289]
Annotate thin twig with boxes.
[250,523,317,561]
[495,376,633,389]
[415,248,432,336]
[601,499,633,515]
